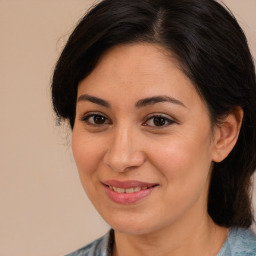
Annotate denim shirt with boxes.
[65,229,113,256]
[217,228,256,256]
[65,228,256,256]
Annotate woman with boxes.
[51,0,256,255]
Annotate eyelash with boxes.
[80,112,176,128]
[143,114,176,128]
[80,112,111,126]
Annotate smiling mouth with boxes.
[103,181,159,204]
[106,185,158,194]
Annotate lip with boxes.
[102,180,159,205]
[103,179,157,188]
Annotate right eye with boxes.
[81,113,111,126]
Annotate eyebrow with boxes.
[135,95,186,108]
[77,94,110,107]
[77,94,186,108]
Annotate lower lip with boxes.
[104,186,156,205]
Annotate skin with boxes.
[72,43,242,256]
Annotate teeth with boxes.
[109,186,148,193]
[113,187,125,193]
[125,188,135,193]
[134,187,141,192]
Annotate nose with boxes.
[103,126,145,172]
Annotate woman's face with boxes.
[72,43,218,235]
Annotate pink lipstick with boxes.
[102,180,158,205]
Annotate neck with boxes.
[113,215,228,256]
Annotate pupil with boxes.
[153,117,165,126]
[94,115,105,124]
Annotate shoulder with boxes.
[218,228,256,256]
[65,230,114,256]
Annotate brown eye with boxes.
[153,116,167,126]
[143,115,175,127]
[81,113,111,125]
[93,115,106,124]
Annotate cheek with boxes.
[147,133,213,185]
[72,132,103,177]
[147,136,213,216]
[71,132,107,205]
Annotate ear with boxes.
[212,107,243,163]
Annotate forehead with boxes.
[77,43,204,109]
[85,43,181,83]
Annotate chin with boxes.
[112,224,152,235]
[103,213,159,235]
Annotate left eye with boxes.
[143,115,175,127]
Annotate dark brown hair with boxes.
[51,0,256,227]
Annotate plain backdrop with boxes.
[0,1,255,255]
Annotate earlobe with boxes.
[212,107,243,163]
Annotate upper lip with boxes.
[102,180,158,189]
